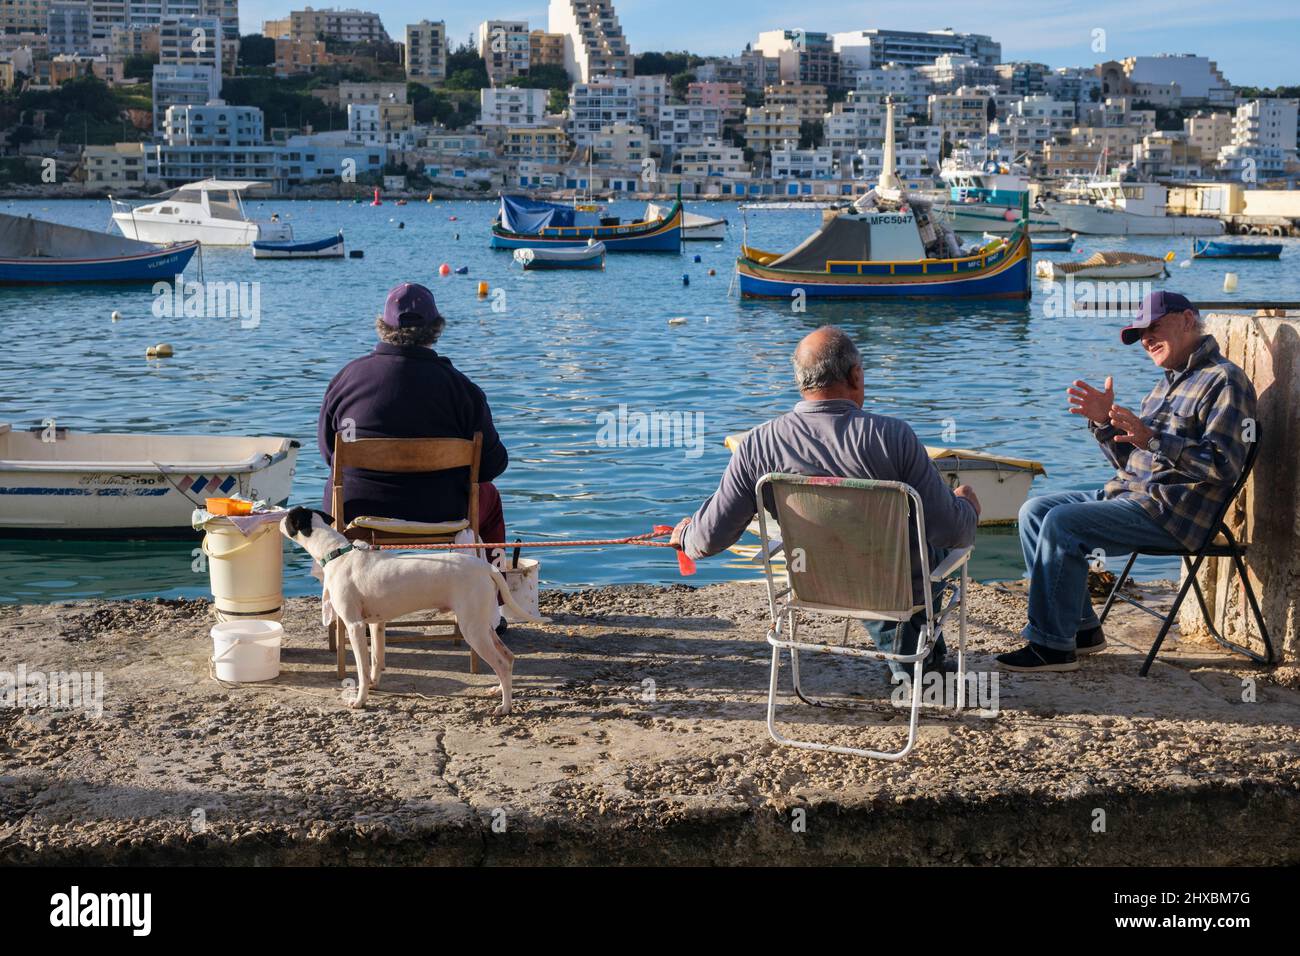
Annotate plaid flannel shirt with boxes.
[1091,335,1257,551]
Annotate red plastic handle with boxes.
[654,525,696,576]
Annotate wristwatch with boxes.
[1146,435,1162,455]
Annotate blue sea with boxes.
[1,197,1293,602]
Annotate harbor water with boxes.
[2,197,1295,602]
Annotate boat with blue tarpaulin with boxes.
[490,195,682,251]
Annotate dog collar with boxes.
[320,544,355,567]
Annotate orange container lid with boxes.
[206,498,253,516]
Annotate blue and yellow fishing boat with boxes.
[736,195,1032,300]
[490,195,683,252]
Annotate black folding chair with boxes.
[1098,429,1275,677]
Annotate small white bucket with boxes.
[202,518,284,623]
[500,557,541,622]
[211,620,283,682]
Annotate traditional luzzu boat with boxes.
[0,212,198,285]
[736,99,1031,301]
[490,195,683,251]
[1190,238,1284,260]
[0,422,298,538]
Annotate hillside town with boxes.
[0,1,1297,203]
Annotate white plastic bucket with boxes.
[202,518,284,622]
[501,557,541,622]
[211,620,283,682]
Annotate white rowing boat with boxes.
[646,202,726,240]
[0,422,298,538]
[1035,250,1170,281]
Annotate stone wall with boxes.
[1179,313,1300,666]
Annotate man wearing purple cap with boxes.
[317,282,509,553]
[997,291,1257,672]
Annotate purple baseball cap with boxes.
[1121,291,1197,345]
[381,282,442,328]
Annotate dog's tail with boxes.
[489,564,548,624]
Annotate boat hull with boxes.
[1043,201,1224,236]
[1191,240,1283,260]
[0,241,199,285]
[113,214,293,246]
[0,425,298,537]
[1030,235,1075,252]
[514,244,606,270]
[938,202,1060,234]
[252,234,344,259]
[1036,261,1167,280]
[491,203,682,251]
[736,229,1033,300]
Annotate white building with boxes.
[676,139,749,178]
[479,87,548,127]
[593,122,648,164]
[917,54,996,94]
[405,20,445,88]
[158,14,221,72]
[1015,94,1074,137]
[547,0,632,82]
[850,145,932,184]
[630,74,667,138]
[853,63,931,116]
[832,28,1000,71]
[1218,98,1299,179]
[152,63,219,132]
[657,104,722,154]
[1121,54,1234,107]
[478,20,529,86]
[569,77,638,147]
[278,129,386,183]
[771,144,834,179]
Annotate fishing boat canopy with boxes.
[499,195,602,233]
[0,213,161,259]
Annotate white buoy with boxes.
[668,317,687,325]
[1223,272,1239,293]
[1178,260,1190,268]
[111,310,121,321]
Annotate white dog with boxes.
[280,507,543,713]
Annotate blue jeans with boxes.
[1019,490,1181,652]
[864,587,948,679]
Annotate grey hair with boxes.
[793,326,862,392]
[375,315,444,347]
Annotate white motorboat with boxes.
[0,422,298,537]
[933,155,1061,234]
[646,202,726,240]
[111,180,294,246]
[1043,182,1224,236]
[1035,250,1170,281]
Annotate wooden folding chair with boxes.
[327,432,484,679]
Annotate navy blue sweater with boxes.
[317,343,508,522]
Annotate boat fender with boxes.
[682,274,689,285]
[398,222,404,229]
[454,233,460,241]
[349,250,364,258]
[693,254,701,263]
[111,310,121,322]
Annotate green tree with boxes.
[798,120,824,149]
[445,45,489,89]
[508,64,569,91]
[636,51,698,76]
[122,53,159,82]
[239,34,276,68]
[669,71,695,102]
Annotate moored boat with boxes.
[1043,182,1224,236]
[111,180,293,246]
[513,241,606,270]
[1191,238,1284,260]
[491,195,683,251]
[0,212,198,285]
[252,231,345,259]
[0,422,298,538]
[1035,250,1170,281]
[646,201,726,240]
[934,154,1061,234]
[1030,233,1076,252]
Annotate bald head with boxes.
[793,326,864,404]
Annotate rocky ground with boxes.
[1,580,1297,865]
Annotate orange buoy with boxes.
[439,263,452,277]
[477,281,489,296]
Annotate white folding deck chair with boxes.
[756,473,972,761]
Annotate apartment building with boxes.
[918,54,997,94]
[569,77,638,147]
[404,20,445,87]
[676,139,749,178]
[754,29,840,88]
[658,104,722,153]
[687,82,745,125]
[152,64,218,131]
[275,36,331,76]
[47,2,91,54]
[287,7,387,44]
[158,14,221,72]
[83,141,147,188]
[479,87,548,127]
[853,64,931,116]
[995,61,1048,96]
[763,83,827,125]
[771,143,834,179]
[3,0,50,35]
[743,103,800,155]
[1184,110,1235,158]
[548,0,632,82]
[1218,97,1299,178]
[478,20,529,85]
[593,122,648,164]
[339,81,406,105]
[928,88,992,142]
[501,125,570,163]
[529,30,565,69]
[347,101,414,147]
[832,28,1000,71]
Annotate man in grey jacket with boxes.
[670,326,980,674]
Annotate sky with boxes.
[239,0,1299,88]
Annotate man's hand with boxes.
[1067,376,1115,425]
[1109,405,1155,447]
[954,484,981,518]
[669,516,692,550]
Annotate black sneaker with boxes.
[1075,625,1107,656]
[995,643,1079,672]
[495,618,509,637]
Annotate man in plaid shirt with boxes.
[998,291,1257,672]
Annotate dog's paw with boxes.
[492,703,512,717]
[348,696,367,710]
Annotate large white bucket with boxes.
[201,518,284,623]
[211,620,283,682]
[501,557,541,622]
